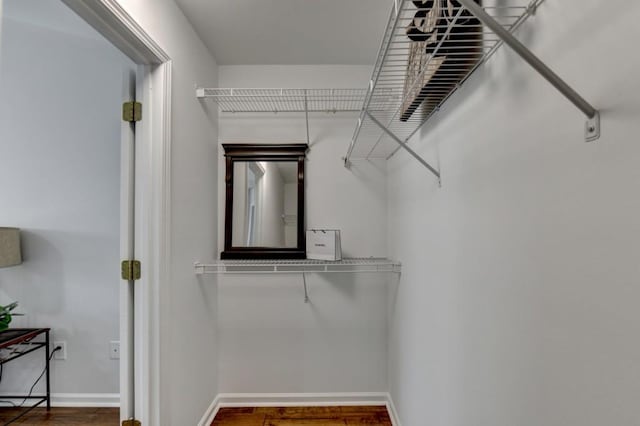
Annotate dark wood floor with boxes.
[212,406,392,426]
[0,407,119,425]
[0,405,392,425]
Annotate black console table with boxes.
[0,328,51,418]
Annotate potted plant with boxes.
[0,302,19,331]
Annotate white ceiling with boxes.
[173,0,391,65]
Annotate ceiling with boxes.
[173,0,391,65]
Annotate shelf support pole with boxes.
[304,90,310,145]
[302,272,310,303]
[365,111,441,182]
[457,0,600,142]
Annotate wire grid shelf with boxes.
[197,88,369,113]
[346,0,544,161]
[194,257,401,274]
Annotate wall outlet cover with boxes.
[53,341,67,360]
[110,341,120,360]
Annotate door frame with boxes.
[60,1,171,424]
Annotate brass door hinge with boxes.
[122,420,141,426]
[121,260,141,281]
[122,101,142,122]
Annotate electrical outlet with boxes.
[53,341,67,360]
[110,341,120,360]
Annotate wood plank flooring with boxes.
[212,406,393,426]
[0,405,392,425]
[0,407,119,425]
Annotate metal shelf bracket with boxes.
[343,156,352,169]
[304,89,311,145]
[302,273,310,303]
[365,111,441,182]
[346,0,601,173]
[585,112,600,143]
[457,0,600,143]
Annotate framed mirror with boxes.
[221,144,308,259]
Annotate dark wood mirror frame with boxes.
[221,143,308,259]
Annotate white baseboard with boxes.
[51,393,119,407]
[386,393,402,426]
[0,392,119,408]
[197,392,393,426]
[198,394,221,426]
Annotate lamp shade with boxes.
[0,228,22,268]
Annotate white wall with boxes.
[387,1,640,425]
[0,0,135,396]
[94,0,220,424]
[217,65,389,393]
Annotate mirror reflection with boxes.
[232,161,298,248]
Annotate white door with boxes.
[133,64,152,422]
[58,3,171,422]
[120,68,137,422]
[122,64,153,424]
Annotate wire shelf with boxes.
[194,257,401,274]
[346,0,545,163]
[196,88,368,113]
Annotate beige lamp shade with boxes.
[0,228,22,268]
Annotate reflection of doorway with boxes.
[246,167,257,245]
[246,162,265,246]
[276,162,298,247]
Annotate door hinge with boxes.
[121,260,141,281]
[122,101,142,122]
[122,420,141,426]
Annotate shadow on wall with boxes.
[0,230,62,319]
[196,273,219,325]
[312,273,358,302]
[0,229,117,323]
[198,97,219,130]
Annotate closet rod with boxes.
[457,0,600,141]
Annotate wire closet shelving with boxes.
[195,258,401,303]
[196,88,367,113]
[194,258,402,275]
[344,0,600,181]
[196,88,370,144]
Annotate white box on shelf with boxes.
[306,229,342,261]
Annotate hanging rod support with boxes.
[457,0,600,142]
[304,90,310,145]
[365,111,441,182]
[302,273,310,303]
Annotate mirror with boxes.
[232,161,298,248]
[222,144,308,259]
